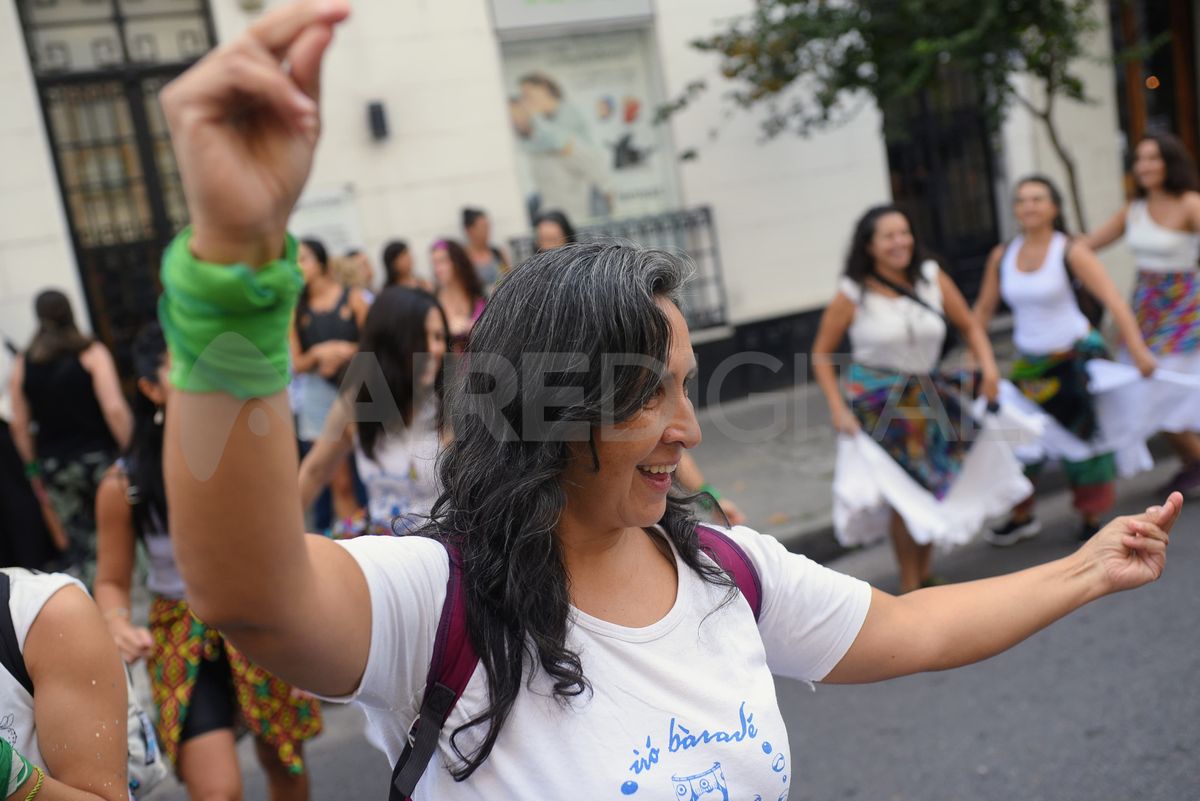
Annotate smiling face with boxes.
[865,211,915,274]
[1133,138,1167,193]
[559,298,701,533]
[1013,180,1059,233]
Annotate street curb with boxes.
[777,437,1177,564]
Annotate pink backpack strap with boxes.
[390,543,478,801]
[696,525,763,622]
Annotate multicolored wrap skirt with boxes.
[1010,330,1107,442]
[1010,330,1116,494]
[1132,270,1200,356]
[146,597,323,775]
[845,364,983,500]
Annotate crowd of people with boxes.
[0,1,1192,798]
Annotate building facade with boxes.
[0,0,1161,402]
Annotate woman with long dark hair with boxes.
[94,324,322,800]
[812,205,1027,592]
[8,290,132,585]
[432,239,486,352]
[1085,131,1200,495]
[299,287,449,536]
[290,236,370,529]
[975,176,1157,544]
[156,7,1180,798]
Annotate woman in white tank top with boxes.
[976,176,1157,544]
[300,287,449,537]
[1086,132,1200,496]
[814,205,1030,593]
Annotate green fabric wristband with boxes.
[22,461,40,480]
[0,737,33,798]
[158,227,303,400]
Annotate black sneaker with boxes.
[1078,520,1102,542]
[985,516,1042,547]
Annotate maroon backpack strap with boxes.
[696,525,763,622]
[390,542,479,801]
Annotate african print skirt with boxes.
[1133,270,1200,357]
[146,597,323,774]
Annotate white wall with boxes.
[999,0,1134,291]
[212,1,529,287]
[0,2,88,347]
[655,0,892,325]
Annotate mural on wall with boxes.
[501,28,679,225]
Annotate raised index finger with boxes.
[246,0,350,59]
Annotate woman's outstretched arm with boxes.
[825,494,1180,683]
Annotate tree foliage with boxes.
[690,0,1100,136]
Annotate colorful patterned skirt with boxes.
[1132,269,1200,358]
[832,364,1033,548]
[845,365,982,500]
[146,597,323,775]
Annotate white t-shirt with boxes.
[329,525,871,800]
[0,568,85,770]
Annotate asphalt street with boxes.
[148,465,1198,801]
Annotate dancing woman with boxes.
[813,205,1028,592]
[975,176,1157,543]
[1086,132,1200,495]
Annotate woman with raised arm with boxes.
[298,287,449,537]
[159,4,1181,799]
[1085,132,1200,495]
[94,324,321,801]
[975,176,1158,544]
[812,205,1029,592]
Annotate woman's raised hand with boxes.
[161,0,350,267]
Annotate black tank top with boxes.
[22,352,117,458]
[297,288,360,352]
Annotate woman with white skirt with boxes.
[975,176,1158,545]
[1086,131,1200,495]
[814,205,1032,593]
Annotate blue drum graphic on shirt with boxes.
[671,762,729,801]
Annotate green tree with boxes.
[675,0,1125,231]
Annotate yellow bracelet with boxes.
[24,765,44,801]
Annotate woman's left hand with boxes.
[1078,492,1182,594]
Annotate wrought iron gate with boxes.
[17,0,215,375]
[884,69,1000,302]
